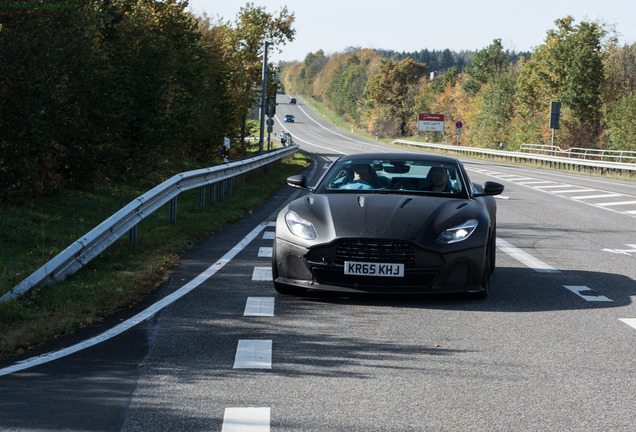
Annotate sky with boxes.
[187,0,636,63]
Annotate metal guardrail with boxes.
[394,140,636,176]
[1,145,299,303]
[520,144,636,163]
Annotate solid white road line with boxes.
[619,319,636,331]
[496,238,560,273]
[244,297,275,317]
[252,267,273,281]
[563,285,613,302]
[0,221,271,377]
[233,340,272,369]
[221,407,270,432]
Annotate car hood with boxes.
[287,193,483,244]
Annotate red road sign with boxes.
[419,114,444,122]
[456,121,463,128]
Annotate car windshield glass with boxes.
[323,159,464,195]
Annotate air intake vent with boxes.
[335,240,415,265]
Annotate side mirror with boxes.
[286,175,312,191]
[475,181,504,197]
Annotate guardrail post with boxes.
[227,178,233,197]
[129,225,138,245]
[198,186,205,210]
[219,180,225,201]
[209,184,216,204]
[169,197,177,224]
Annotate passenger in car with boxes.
[421,166,452,192]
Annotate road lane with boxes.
[1,95,634,431]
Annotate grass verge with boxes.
[0,151,309,359]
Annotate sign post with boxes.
[455,121,463,145]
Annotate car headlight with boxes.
[436,218,478,244]
[285,211,317,240]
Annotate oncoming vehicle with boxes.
[290,97,297,104]
[284,114,295,123]
[272,153,504,298]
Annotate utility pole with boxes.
[258,41,270,154]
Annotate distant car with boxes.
[290,97,297,104]
[272,152,504,298]
[284,114,295,123]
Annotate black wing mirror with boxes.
[286,175,312,191]
[474,181,504,197]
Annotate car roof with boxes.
[336,152,460,164]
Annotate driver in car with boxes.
[340,164,376,189]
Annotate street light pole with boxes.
[258,41,270,154]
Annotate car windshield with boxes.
[322,158,464,195]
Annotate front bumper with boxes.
[274,238,487,295]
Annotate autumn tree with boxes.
[368,58,428,136]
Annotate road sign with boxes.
[418,113,444,132]
[456,121,463,129]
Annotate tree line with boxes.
[0,0,294,202]
[280,17,636,153]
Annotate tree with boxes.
[226,3,295,150]
[368,58,428,136]
[604,92,636,151]
[463,39,509,94]
[468,70,518,147]
[516,17,606,147]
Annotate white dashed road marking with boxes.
[258,247,273,257]
[221,407,270,432]
[601,244,636,256]
[244,297,275,317]
[252,267,273,281]
[619,319,636,331]
[563,285,613,302]
[233,340,272,369]
[262,231,275,240]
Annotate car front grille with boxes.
[335,239,415,265]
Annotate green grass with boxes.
[0,151,309,359]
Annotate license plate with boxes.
[344,261,404,277]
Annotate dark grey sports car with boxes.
[272,153,504,298]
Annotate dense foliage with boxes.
[280,17,636,152]
[0,0,294,201]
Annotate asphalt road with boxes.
[1,95,635,431]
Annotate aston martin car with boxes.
[272,153,504,298]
